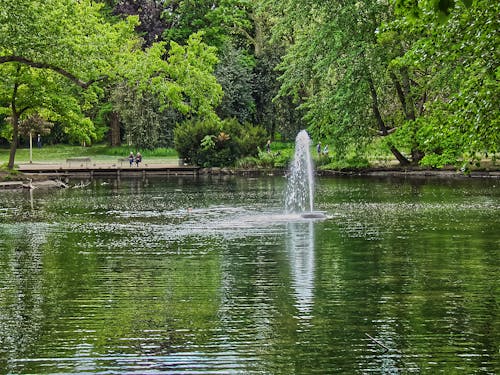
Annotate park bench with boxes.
[118,157,131,166]
[118,157,145,166]
[66,157,91,167]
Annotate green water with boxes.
[0,176,498,374]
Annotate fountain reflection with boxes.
[287,220,315,322]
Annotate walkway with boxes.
[18,160,199,177]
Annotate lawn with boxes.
[0,144,179,166]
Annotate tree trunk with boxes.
[392,69,424,164]
[109,111,121,146]
[391,70,418,122]
[7,112,19,169]
[400,67,416,121]
[368,77,410,166]
[7,76,20,170]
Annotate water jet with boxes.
[285,130,326,219]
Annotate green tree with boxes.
[0,0,139,168]
[108,32,222,150]
[386,0,499,166]
[163,0,253,48]
[268,0,411,164]
[250,3,307,140]
[110,83,172,150]
[215,43,255,124]
[0,1,223,168]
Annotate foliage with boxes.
[112,0,166,47]
[0,0,140,167]
[395,0,473,18]
[174,118,267,167]
[18,114,54,139]
[253,48,306,141]
[110,82,174,150]
[260,149,292,168]
[265,0,498,168]
[269,0,407,160]
[162,0,253,48]
[0,1,223,168]
[1,0,497,171]
[386,0,500,165]
[215,43,256,123]
[113,32,222,120]
[317,155,371,171]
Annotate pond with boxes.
[0,175,498,374]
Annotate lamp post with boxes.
[29,131,33,164]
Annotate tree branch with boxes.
[0,55,106,89]
[377,127,397,136]
[19,106,30,117]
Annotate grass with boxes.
[0,143,179,165]
[1,142,496,171]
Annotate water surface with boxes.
[0,176,498,374]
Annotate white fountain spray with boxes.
[285,130,326,219]
[285,130,315,214]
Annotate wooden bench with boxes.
[66,157,91,167]
[118,157,131,166]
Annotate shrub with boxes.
[174,118,267,167]
[235,156,260,168]
[318,155,370,170]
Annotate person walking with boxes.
[266,140,271,153]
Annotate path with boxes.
[17,160,199,177]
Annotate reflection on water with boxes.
[0,176,498,374]
[287,221,315,321]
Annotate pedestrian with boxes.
[316,142,321,157]
[135,152,142,167]
[266,140,271,153]
[37,134,42,148]
[128,152,134,167]
[323,144,329,156]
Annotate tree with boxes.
[0,63,99,167]
[384,0,499,166]
[215,43,256,124]
[267,0,411,163]
[162,0,253,48]
[0,0,139,168]
[112,0,167,47]
[108,32,222,150]
[250,3,307,140]
[0,1,223,168]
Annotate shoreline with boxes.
[1,165,499,189]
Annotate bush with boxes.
[235,148,293,169]
[318,155,370,170]
[174,118,267,167]
[235,156,260,168]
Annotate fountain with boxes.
[285,130,326,219]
